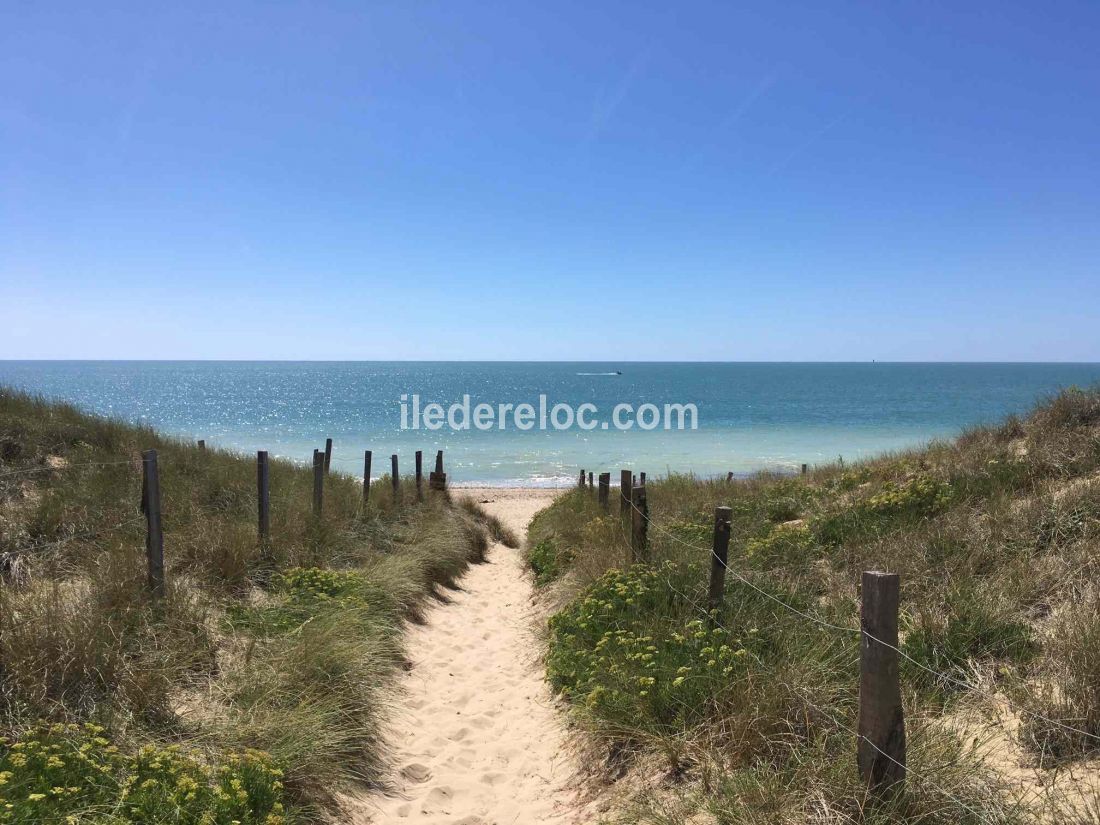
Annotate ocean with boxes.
[1,361,1098,486]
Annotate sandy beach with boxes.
[359,487,601,825]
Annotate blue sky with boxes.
[2,1,1098,361]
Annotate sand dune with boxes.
[361,488,600,824]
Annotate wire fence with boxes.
[605,496,1005,820]
[616,488,1100,746]
[560,472,1100,817]
[1,440,449,596]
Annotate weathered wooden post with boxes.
[639,471,646,487]
[324,438,333,474]
[630,484,648,562]
[620,470,633,521]
[415,450,424,501]
[257,451,270,546]
[429,450,447,490]
[312,449,324,516]
[578,469,586,489]
[391,454,400,499]
[707,506,732,617]
[588,471,593,490]
[197,439,206,452]
[801,463,808,475]
[142,449,165,599]
[858,571,906,795]
[362,450,372,508]
[598,472,610,512]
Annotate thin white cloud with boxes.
[682,72,778,171]
[584,50,650,144]
[768,113,846,175]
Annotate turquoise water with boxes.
[1,362,1099,486]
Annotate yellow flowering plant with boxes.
[0,723,287,825]
[547,564,767,735]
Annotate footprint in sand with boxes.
[400,763,432,783]
[359,490,599,825]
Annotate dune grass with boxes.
[528,387,1100,823]
[0,388,493,822]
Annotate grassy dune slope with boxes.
[528,388,1100,824]
[0,389,493,823]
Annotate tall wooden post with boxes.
[639,471,646,487]
[324,438,333,474]
[142,449,165,599]
[312,449,324,516]
[391,454,400,499]
[707,506,732,617]
[579,469,586,489]
[598,472,610,512]
[620,470,633,521]
[429,449,447,490]
[415,450,424,500]
[630,485,648,562]
[588,471,593,490]
[801,463,808,475]
[858,571,906,795]
[363,450,372,508]
[257,451,270,546]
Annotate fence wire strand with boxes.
[609,493,1005,822]
[0,459,135,479]
[617,490,1100,747]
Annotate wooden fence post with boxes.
[257,451,270,547]
[579,469,586,489]
[312,449,324,516]
[324,438,333,474]
[598,472,610,512]
[142,449,165,599]
[620,470,633,521]
[588,471,593,490]
[707,506,732,617]
[391,454,400,499]
[858,571,906,795]
[630,484,648,562]
[429,450,447,490]
[639,471,646,487]
[363,450,372,508]
[801,463,808,475]
[415,450,424,501]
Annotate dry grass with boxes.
[0,388,496,821]
[529,386,1100,823]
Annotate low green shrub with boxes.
[0,722,286,824]
[527,539,574,585]
[226,567,392,636]
[547,564,769,734]
[744,523,816,567]
[814,474,953,545]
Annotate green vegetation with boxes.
[0,389,494,822]
[0,723,284,825]
[529,387,1100,823]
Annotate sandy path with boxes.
[364,488,597,825]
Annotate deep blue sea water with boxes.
[1,362,1099,486]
